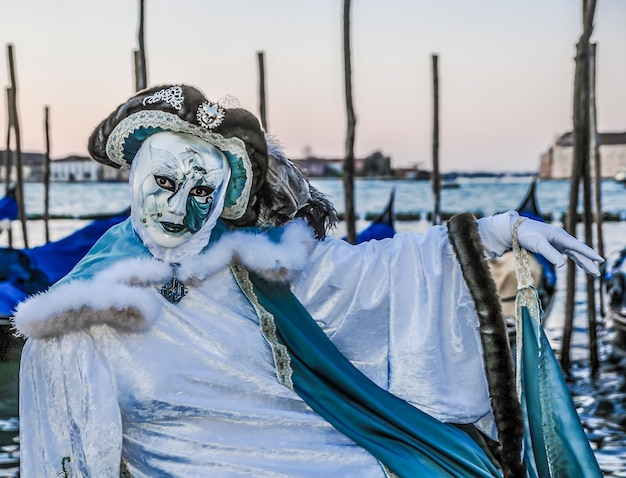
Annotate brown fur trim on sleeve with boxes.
[447,212,525,478]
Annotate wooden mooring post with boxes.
[590,43,605,317]
[3,87,14,247]
[257,51,268,132]
[134,0,147,91]
[431,54,441,226]
[342,0,356,244]
[6,44,28,249]
[561,0,598,375]
[43,106,51,243]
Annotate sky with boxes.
[1,0,625,173]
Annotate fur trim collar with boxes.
[13,220,316,339]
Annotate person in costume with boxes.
[13,84,604,478]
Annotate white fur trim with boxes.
[178,219,315,282]
[12,220,316,338]
[95,257,172,285]
[12,280,161,339]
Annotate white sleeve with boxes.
[292,227,493,431]
[19,332,123,478]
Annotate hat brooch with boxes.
[196,101,226,130]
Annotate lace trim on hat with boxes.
[106,110,252,220]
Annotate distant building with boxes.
[392,166,430,180]
[292,150,393,178]
[99,164,130,182]
[360,151,392,178]
[292,156,344,178]
[3,148,413,182]
[0,151,129,183]
[50,155,100,182]
[0,151,45,182]
[539,131,626,179]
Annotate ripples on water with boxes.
[8,177,626,474]
[310,177,626,221]
[540,222,626,476]
[18,176,626,220]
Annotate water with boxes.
[310,176,626,221]
[15,176,626,221]
[3,176,626,474]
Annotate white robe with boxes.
[15,220,502,478]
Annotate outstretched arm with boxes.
[477,211,604,276]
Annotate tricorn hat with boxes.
[89,83,337,237]
[88,84,267,225]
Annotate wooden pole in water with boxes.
[257,51,268,132]
[3,89,12,193]
[590,43,605,318]
[135,0,147,91]
[431,54,441,226]
[7,44,28,249]
[3,87,13,247]
[43,106,51,243]
[342,0,357,244]
[581,0,600,376]
[561,0,596,373]
[582,93,598,376]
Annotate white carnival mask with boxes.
[130,131,230,257]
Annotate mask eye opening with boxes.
[154,175,177,192]
[190,185,215,198]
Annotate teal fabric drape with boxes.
[518,288,603,478]
[243,266,603,477]
[245,271,501,478]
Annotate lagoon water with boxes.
[3,176,626,474]
[14,176,626,222]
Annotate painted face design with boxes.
[131,132,229,249]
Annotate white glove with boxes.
[477,211,604,277]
